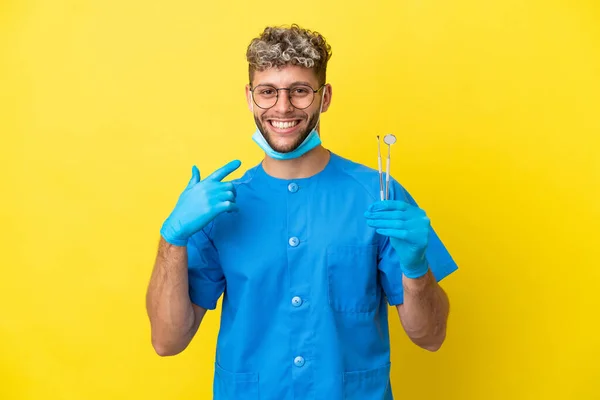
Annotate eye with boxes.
[291,86,311,97]
[259,89,275,96]
[291,87,309,94]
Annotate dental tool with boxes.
[383,134,396,200]
[377,136,384,201]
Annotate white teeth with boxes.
[271,120,299,129]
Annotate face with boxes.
[246,65,332,153]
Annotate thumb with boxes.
[186,165,201,188]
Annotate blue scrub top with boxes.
[186,151,458,400]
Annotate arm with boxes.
[146,237,206,356]
[365,198,455,352]
[396,270,449,351]
[146,160,241,356]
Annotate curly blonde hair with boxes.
[246,24,332,85]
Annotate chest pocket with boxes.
[326,244,379,313]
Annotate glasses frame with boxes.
[249,83,326,110]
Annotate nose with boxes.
[272,90,294,113]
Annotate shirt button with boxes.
[294,356,305,367]
[288,183,298,193]
[288,237,299,247]
[291,296,303,307]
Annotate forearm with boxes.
[146,237,200,356]
[397,269,449,351]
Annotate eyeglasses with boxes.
[249,83,325,110]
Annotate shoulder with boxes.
[328,153,380,193]
[329,152,380,177]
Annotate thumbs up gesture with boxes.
[160,160,242,246]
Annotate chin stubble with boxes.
[254,113,318,153]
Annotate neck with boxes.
[261,145,330,179]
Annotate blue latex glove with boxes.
[160,160,242,246]
[364,200,430,279]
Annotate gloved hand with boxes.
[364,200,430,279]
[160,160,242,246]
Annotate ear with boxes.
[245,84,253,112]
[321,84,333,113]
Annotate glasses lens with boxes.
[289,85,315,109]
[252,85,278,109]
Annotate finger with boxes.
[368,200,411,212]
[206,182,237,200]
[376,228,430,244]
[215,190,235,203]
[225,203,240,213]
[213,201,239,215]
[367,216,430,229]
[186,165,201,188]
[363,210,407,220]
[205,160,242,182]
[216,181,237,196]
[367,219,404,229]
[376,228,409,240]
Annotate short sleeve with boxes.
[377,179,458,306]
[186,222,226,310]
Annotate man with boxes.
[146,24,458,400]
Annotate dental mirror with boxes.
[383,134,397,145]
[383,134,396,200]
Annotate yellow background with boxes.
[1,0,599,399]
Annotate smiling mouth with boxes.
[267,119,302,133]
